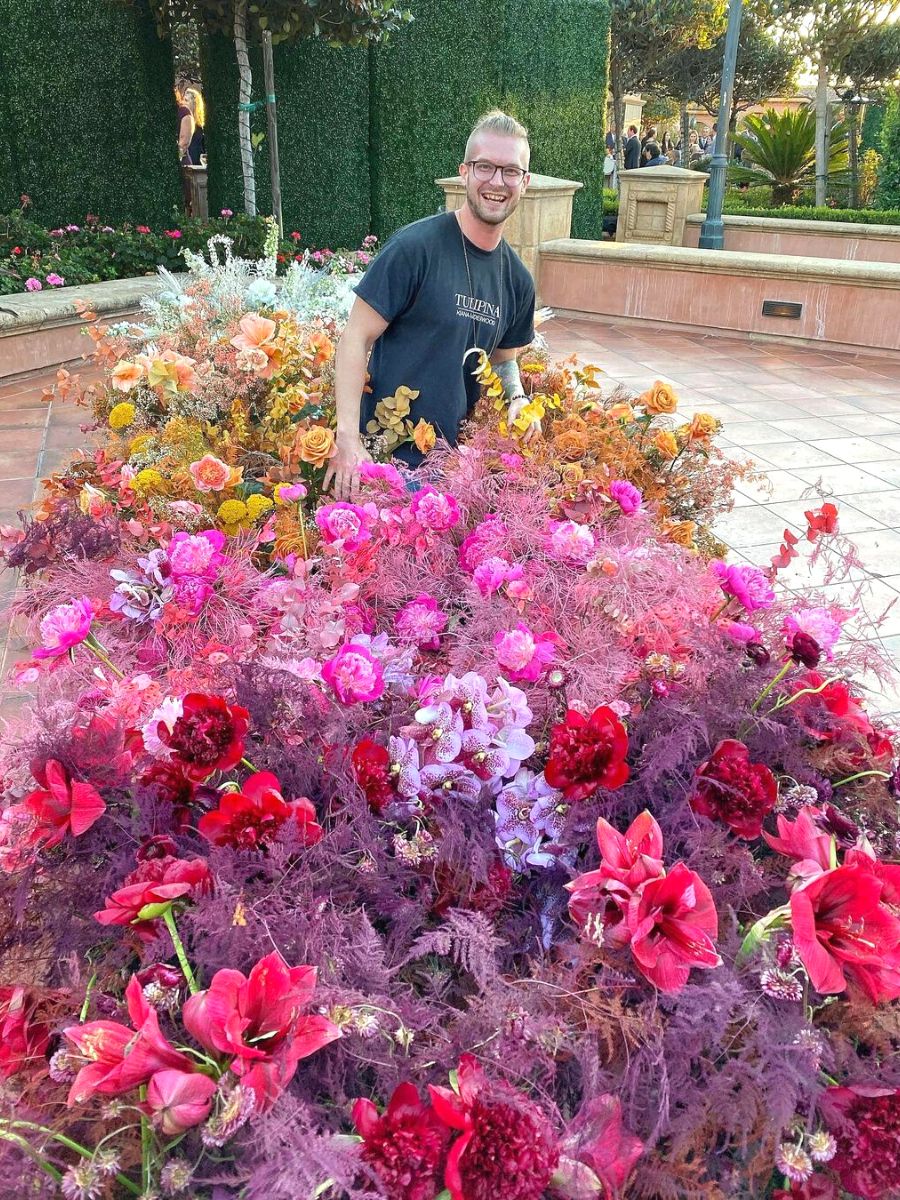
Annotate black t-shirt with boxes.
[353,211,535,465]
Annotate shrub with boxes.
[876,91,900,209]
[731,107,849,206]
[719,203,900,224]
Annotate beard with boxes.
[466,179,522,226]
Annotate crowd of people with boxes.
[604,120,744,189]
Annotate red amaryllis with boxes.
[545,706,629,802]
[556,1094,643,1200]
[0,986,52,1080]
[182,952,340,1111]
[352,1082,450,1200]
[429,1055,560,1200]
[159,693,250,781]
[763,807,834,886]
[820,1084,900,1200]
[352,737,395,814]
[94,855,213,936]
[140,760,196,823]
[625,863,721,993]
[789,672,874,744]
[145,1068,217,1135]
[198,772,323,851]
[789,862,900,1003]
[64,975,193,1104]
[566,812,665,949]
[21,758,106,848]
[691,739,777,839]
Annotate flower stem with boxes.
[0,1128,62,1182]
[710,597,733,623]
[84,632,125,679]
[79,971,97,1022]
[750,658,792,712]
[240,756,258,772]
[162,907,200,995]
[297,502,309,559]
[139,1085,152,1193]
[832,769,891,788]
[2,1120,141,1195]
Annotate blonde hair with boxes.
[465,109,530,162]
[185,88,206,129]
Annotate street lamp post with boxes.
[698,0,744,249]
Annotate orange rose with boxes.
[307,330,335,368]
[607,402,635,422]
[667,520,696,548]
[296,425,336,468]
[639,380,678,415]
[412,419,436,455]
[654,430,679,460]
[686,412,719,441]
[560,462,584,488]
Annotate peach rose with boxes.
[667,520,696,548]
[308,330,335,368]
[686,412,719,441]
[189,455,241,493]
[230,313,277,352]
[654,430,679,460]
[639,380,678,415]
[412,419,436,455]
[236,347,270,373]
[296,425,336,468]
[560,462,584,488]
[607,401,635,422]
[111,360,144,392]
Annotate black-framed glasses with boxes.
[466,160,527,185]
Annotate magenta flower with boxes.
[168,530,227,582]
[410,485,460,531]
[784,607,843,661]
[277,482,308,503]
[609,480,643,514]
[24,277,42,292]
[145,1069,216,1135]
[721,620,760,644]
[315,502,375,553]
[549,520,595,565]
[494,623,559,683]
[358,461,405,494]
[164,229,183,239]
[220,208,234,218]
[321,642,385,705]
[395,594,448,650]
[710,561,775,612]
[33,597,94,660]
[45,273,65,287]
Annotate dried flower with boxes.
[776,1143,813,1183]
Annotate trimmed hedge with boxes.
[0,0,182,226]
[719,204,900,225]
[203,35,371,248]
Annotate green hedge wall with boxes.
[203,35,371,247]
[0,0,181,226]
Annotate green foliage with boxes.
[697,17,800,125]
[876,90,900,208]
[0,0,182,226]
[610,0,725,97]
[203,33,371,246]
[720,202,900,223]
[143,0,411,45]
[834,22,900,93]
[732,107,849,204]
[861,102,884,152]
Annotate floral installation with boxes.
[0,246,897,1198]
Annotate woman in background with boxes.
[185,88,207,165]
[175,85,194,165]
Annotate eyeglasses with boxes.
[466,160,527,186]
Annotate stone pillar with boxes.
[435,172,583,282]
[616,165,708,246]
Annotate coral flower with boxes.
[352,1082,450,1200]
[20,758,106,849]
[111,360,144,392]
[182,952,341,1111]
[545,706,630,801]
[230,313,279,376]
[691,739,777,839]
[189,455,239,493]
[145,1068,217,1135]
[789,862,900,1002]
[820,1084,900,1200]
[33,596,94,660]
[322,642,385,705]
[94,855,213,932]
[625,862,721,993]
[159,693,250,781]
[198,772,322,850]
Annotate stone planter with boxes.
[616,165,708,246]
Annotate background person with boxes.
[624,124,641,170]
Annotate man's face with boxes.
[460,132,530,226]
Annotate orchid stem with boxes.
[162,907,200,995]
[750,658,792,713]
[832,769,891,788]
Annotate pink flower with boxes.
[136,225,151,234]
[167,530,226,581]
[410,486,460,531]
[321,642,385,705]
[550,520,595,565]
[494,623,559,683]
[501,452,524,472]
[473,556,523,598]
[277,482,308,503]
[45,272,65,287]
[188,455,234,493]
[784,607,843,661]
[721,620,760,644]
[395,594,448,650]
[164,229,183,239]
[764,807,835,885]
[626,863,721,993]
[315,502,374,553]
[557,1094,644,1200]
[609,480,642,514]
[33,596,94,660]
[458,516,508,572]
[220,208,234,218]
[710,561,775,612]
[145,1068,216,1134]
[359,461,405,494]
[24,277,42,292]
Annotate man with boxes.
[325,110,537,500]
[623,124,641,171]
[642,141,669,167]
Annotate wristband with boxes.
[493,358,524,403]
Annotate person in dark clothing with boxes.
[623,125,641,170]
[606,129,616,153]
[642,142,669,167]
[326,109,537,497]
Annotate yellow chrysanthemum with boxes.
[108,402,136,431]
[132,468,165,495]
[246,494,274,520]
[129,433,154,455]
[217,499,248,525]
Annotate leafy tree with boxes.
[834,24,900,204]
[644,42,721,163]
[876,89,900,208]
[698,16,800,134]
[137,0,410,215]
[731,105,849,204]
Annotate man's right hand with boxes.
[323,435,373,500]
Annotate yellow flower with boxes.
[667,520,697,548]
[108,402,136,431]
[412,419,436,455]
[129,433,154,455]
[132,468,165,495]
[639,381,678,415]
[654,430,679,460]
[217,499,249,525]
[511,397,545,435]
[246,494,274,520]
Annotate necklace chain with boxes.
[458,215,505,361]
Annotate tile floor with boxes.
[1,321,900,712]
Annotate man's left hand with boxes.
[507,394,542,443]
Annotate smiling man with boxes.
[326,110,537,499]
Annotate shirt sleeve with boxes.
[497,271,535,350]
[352,234,423,324]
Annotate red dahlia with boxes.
[198,772,323,851]
[352,1082,449,1200]
[821,1084,900,1200]
[691,739,777,839]
[352,737,395,813]
[160,693,250,782]
[544,706,630,802]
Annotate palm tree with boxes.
[731,107,850,205]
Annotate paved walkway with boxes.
[1,321,899,713]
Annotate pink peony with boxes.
[395,594,448,650]
[33,597,94,660]
[410,486,460,531]
[24,277,42,292]
[494,623,559,683]
[315,502,375,553]
[710,561,775,612]
[609,480,642,514]
[783,607,843,661]
[359,462,405,494]
[721,620,761,644]
[45,272,65,287]
[321,642,385,705]
[188,455,233,493]
[550,520,595,565]
[458,516,508,573]
[167,530,227,581]
[473,556,523,598]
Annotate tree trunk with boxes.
[815,53,828,207]
[848,102,859,209]
[611,54,626,174]
[680,104,691,168]
[234,0,257,217]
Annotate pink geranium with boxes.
[710,561,775,612]
[494,623,559,683]
[549,520,595,565]
[33,596,94,660]
[609,480,643,514]
[410,486,460,531]
[24,277,42,292]
[395,594,448,650]
[321,642,385,704]
[315,502,375,553]
[45,272,65,287]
